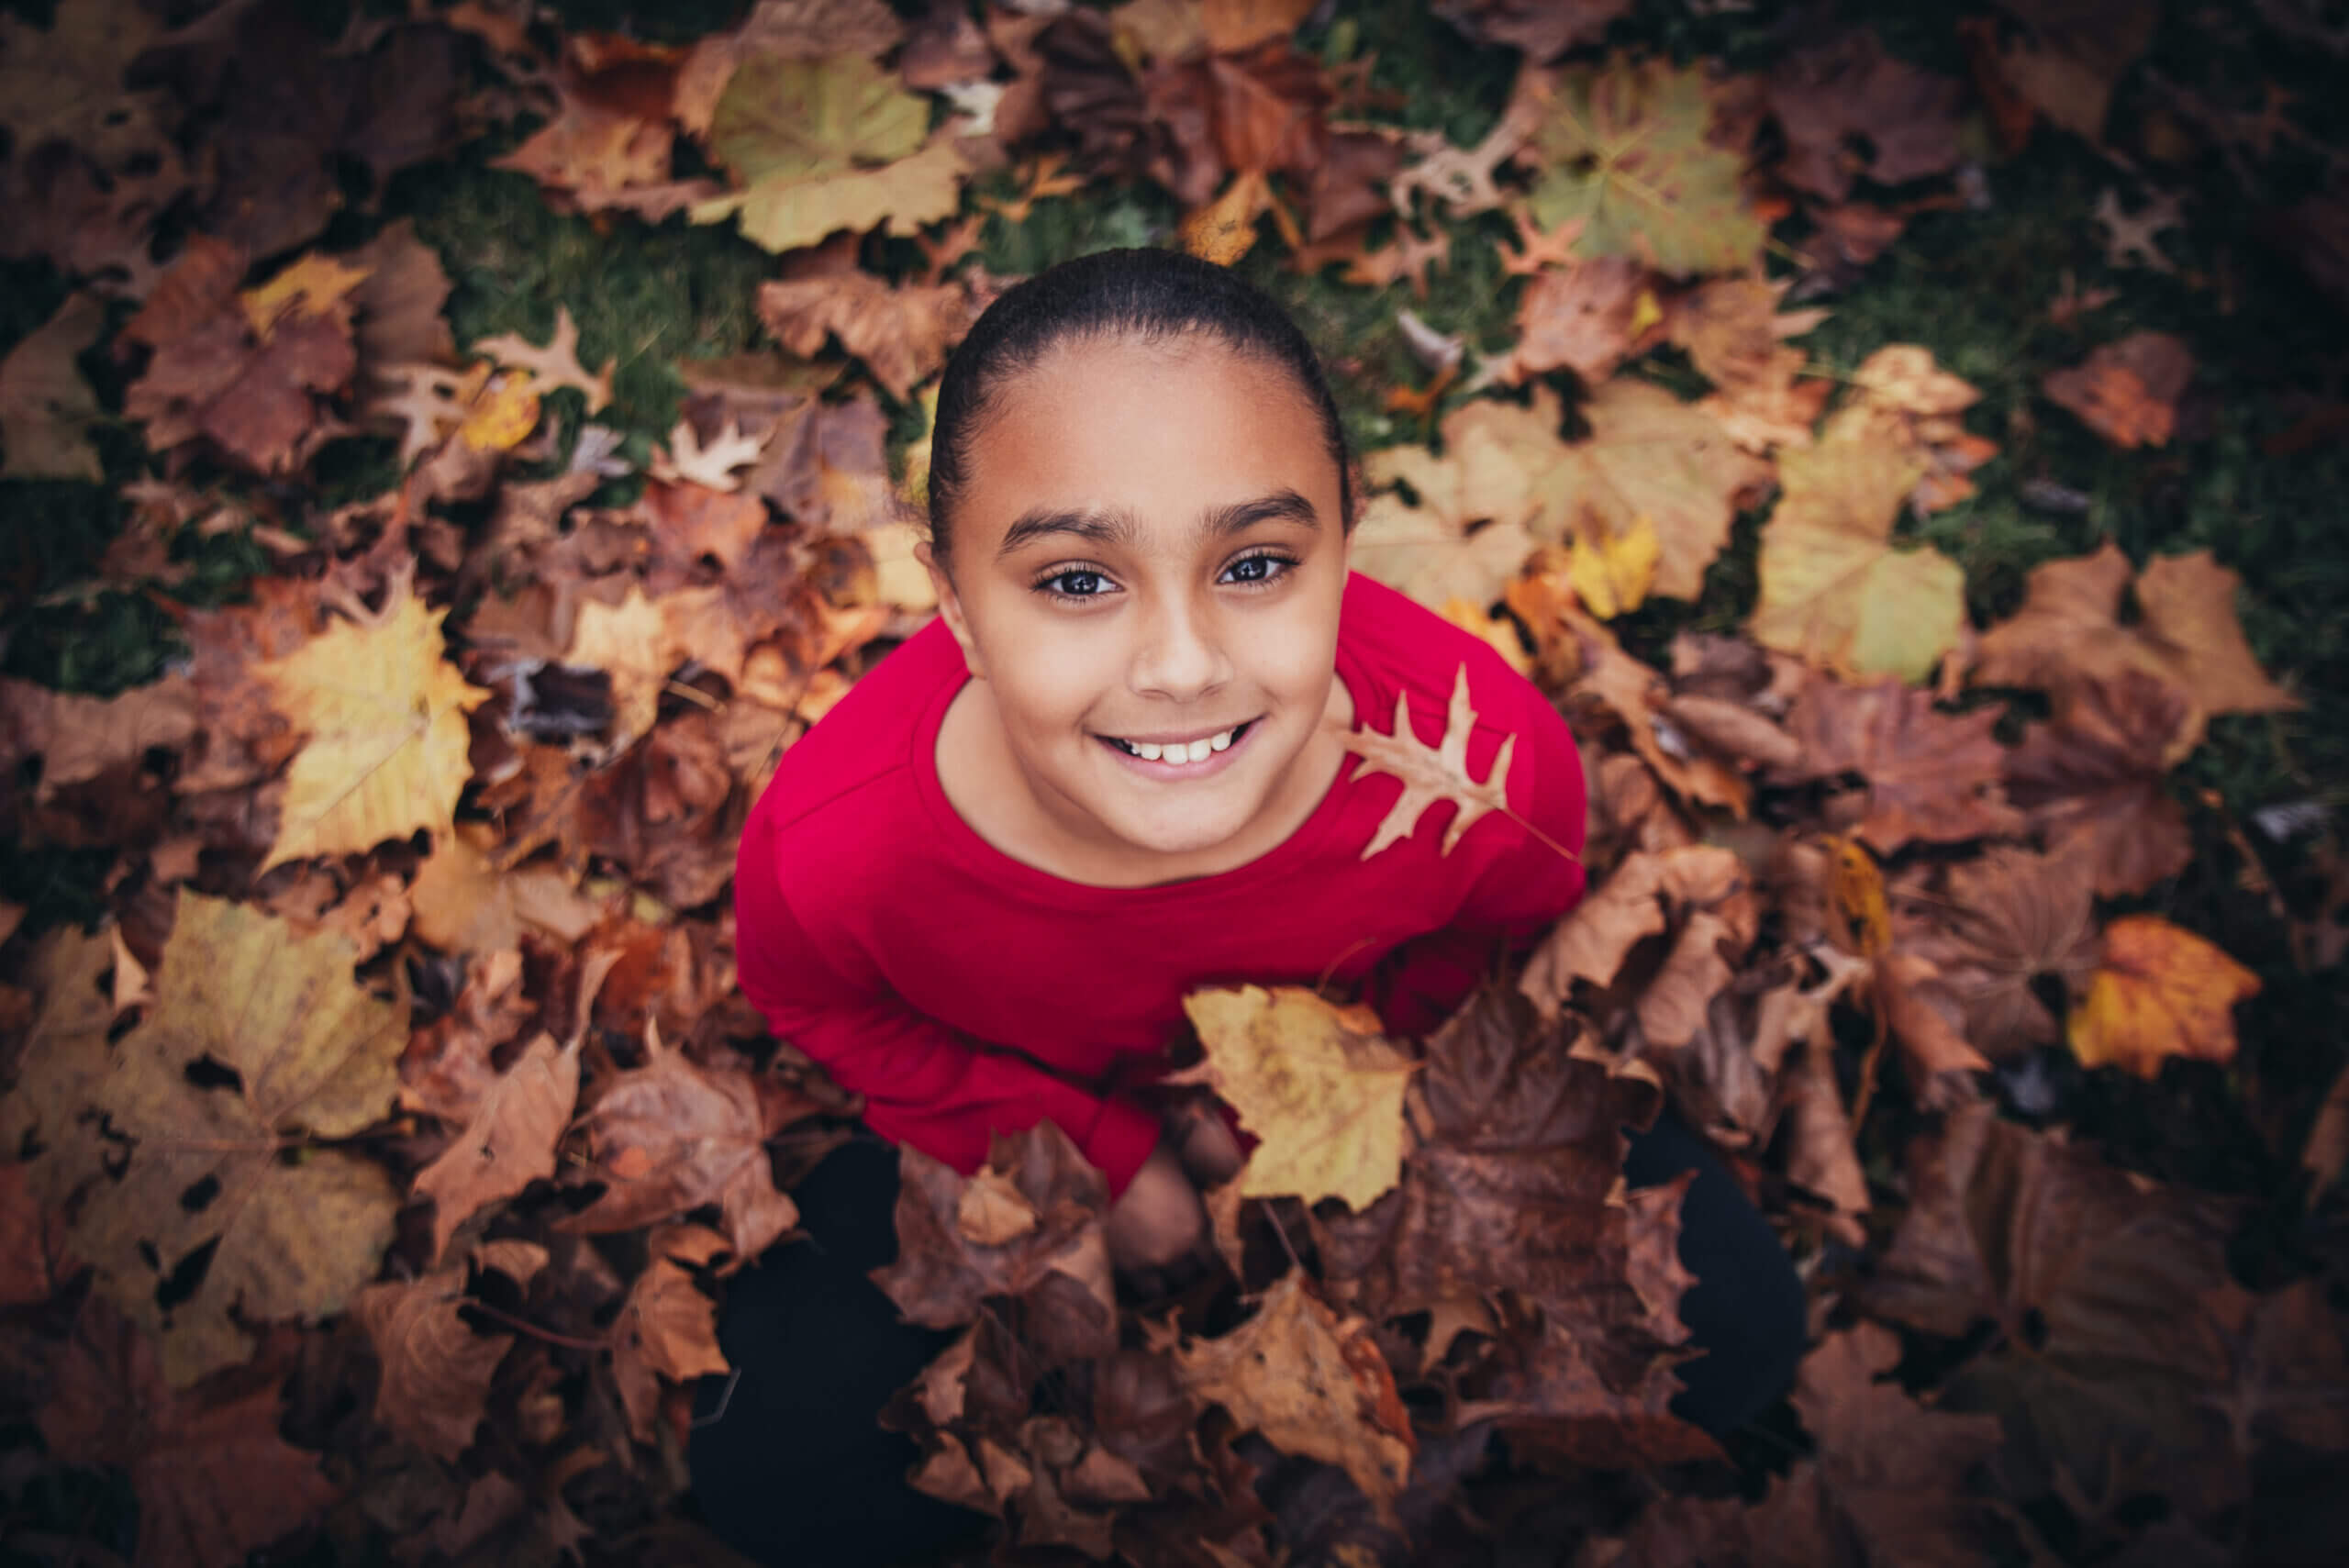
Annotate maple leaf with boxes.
[696,52,969,252]
[1174,1272,1416,1528]
[2003,667,2194,896]
[1971,540,2296,760]
[558,1019,816,1257]
[2068,914,2261,1079]
[0,291,106,480]
[40,1297,342,1568]
[1765,28,1965,203]
[412,1029,581,1263]
[1748,408,1967,682]
[254,563,490,871]
[870,1121,1119,1365]
[610,1223,732,1441]
[1164,984,1417,1212]
[1340,662,1520,861]
[756,268,970,401]
[57,893,406,1384]
[2043,328,2194,448]
[1771,675,2025,852]
[355,1239,548,1462]
[1520,56,1766,275]
[0,928,121,1198]
[1894,844,2101,1061]
[470,306,615,415]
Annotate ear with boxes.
[915,537,986,681]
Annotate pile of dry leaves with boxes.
[1,2,2343,1566]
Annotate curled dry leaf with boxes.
[1165,984,1417,1213]
[610,1223,732,1441]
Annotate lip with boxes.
[1095,718,1259,780]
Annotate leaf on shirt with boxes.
[1341,662,1522,861]
[1164,984,1418,1213]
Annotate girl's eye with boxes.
[1030,551,1300,603]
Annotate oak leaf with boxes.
[470,306,615,415]
[1749,411,1966,682]
[67,892,406,1385]
[696,53,969,252]
[2068,914,2261,1079]
[1340,662,1519,861]
[1521,56,1765,275]
[255,564,490,870]
[610,1224,731,1441]
[1174,1272,1415,1527]
[355,1239,549,1462]
[1164,985,1416,1212]
[2043,329,2193,448]
[558,1020,816,1257]
[870,1122,1119,1364]
[40,1296,342,1568]
[652,420,768,492]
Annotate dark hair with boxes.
[924,248,1355,578]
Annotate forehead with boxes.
[961,334,1338,541]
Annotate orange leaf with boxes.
[2068,914,2261,1078]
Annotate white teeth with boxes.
[1116,726,1239,764]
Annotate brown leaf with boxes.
[1773,676,2025,852]
[1492,252,1652,385]
[0,676,199,803]
[40,1297,342,1568]
[559,1020,813,1256]
[1520,845,1751,1022]
[610,1224,731,1442]
[399,947,536,1123]
[2003,667,2193,896]
[1896,844,2100,1061]
[756,269,969,402]
[2043,329,2193,448]
[355,1240,549,1462]
[413,1029,580,1262]
[1174,1272,1415,1528]
[471,306,615,415]
[1435,0,1631,62]
[1339,662,1520,861]
[870,1122,1119,1364]
[1766,28,1965,202]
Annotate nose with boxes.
[1128,591,1233,702]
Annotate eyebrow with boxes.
[994,487,1320,562]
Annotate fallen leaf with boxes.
[1896,844,2100,1061]
[2002,667,2193,896]
[1766,28,1965,203]
[2043,329,2193,448]
[471,306,615,415]
[610,1224,731,1441]
[65,892,407,1384]
[255,562,490,870]
[653,419,769,491]
[1174,1273,1415,1528]
[1164,984,1417,1212]
[1340,662,1520,861]
[355,1239,549,1462]
[1435,0,1631,61]
[1748,411,1966,682]
[0,675,199,803]
[1492,253,1651,385]
[558,1020,814,1257]
[41,1296,343,1568]
[412,1029,581,1262]
[1521,56,1765,275]
[1519,845,1755,1047]
[1772,676,2024,852]
[2068,914,2261,1078]
[755,268,969,400]
[0,291,106,480]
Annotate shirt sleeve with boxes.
[734,834,1165,1200]
[1361,688,1589,1039]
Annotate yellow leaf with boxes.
[1340,662,1519,861]
[457,369,541,452]
[239,252,371,339]
[1749,412,1965,682]
[72,893,406,1383]
[1166,984,1416,1212]
[1174,1273,1415,1528]
[258,568,491,870]
[1183,169,1273,266]
[2068,914,2261,1079]
[1569,511,1660,618]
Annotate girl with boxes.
[693,249,1804,1566]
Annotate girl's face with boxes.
[916,332,1354,880]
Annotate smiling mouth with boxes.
[1097,718,1257,765]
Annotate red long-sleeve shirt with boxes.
[733,570,1588,1200]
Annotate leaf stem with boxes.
[465,1300,605,1351]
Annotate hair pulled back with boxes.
[924,247,1355,578]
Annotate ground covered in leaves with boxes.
[3,0,2348,1565]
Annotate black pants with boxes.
[688,1108,1806,1568]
